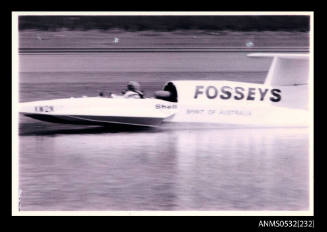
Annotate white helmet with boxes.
[127,81,141,91]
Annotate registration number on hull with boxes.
[34,105,54,113]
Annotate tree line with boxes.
[19,16,310,31]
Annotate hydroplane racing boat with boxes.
[19,53,311,128]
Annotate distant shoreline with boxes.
[19,30,309,52]
[19,47,309,54]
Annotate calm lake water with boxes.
[17,51,310,211]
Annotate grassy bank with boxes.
[19,29,309,49]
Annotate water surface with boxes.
[18,45,310,211]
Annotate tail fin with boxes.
[248,53,310,86]
[248,53,311,110]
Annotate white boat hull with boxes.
[20,97,177,127]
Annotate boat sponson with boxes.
[23,113,164,127]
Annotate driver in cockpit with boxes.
[123,81,144,99]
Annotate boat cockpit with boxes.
[99,81,178,102]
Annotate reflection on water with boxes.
[19,127,309,211]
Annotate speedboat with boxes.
[19,53,311,128]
